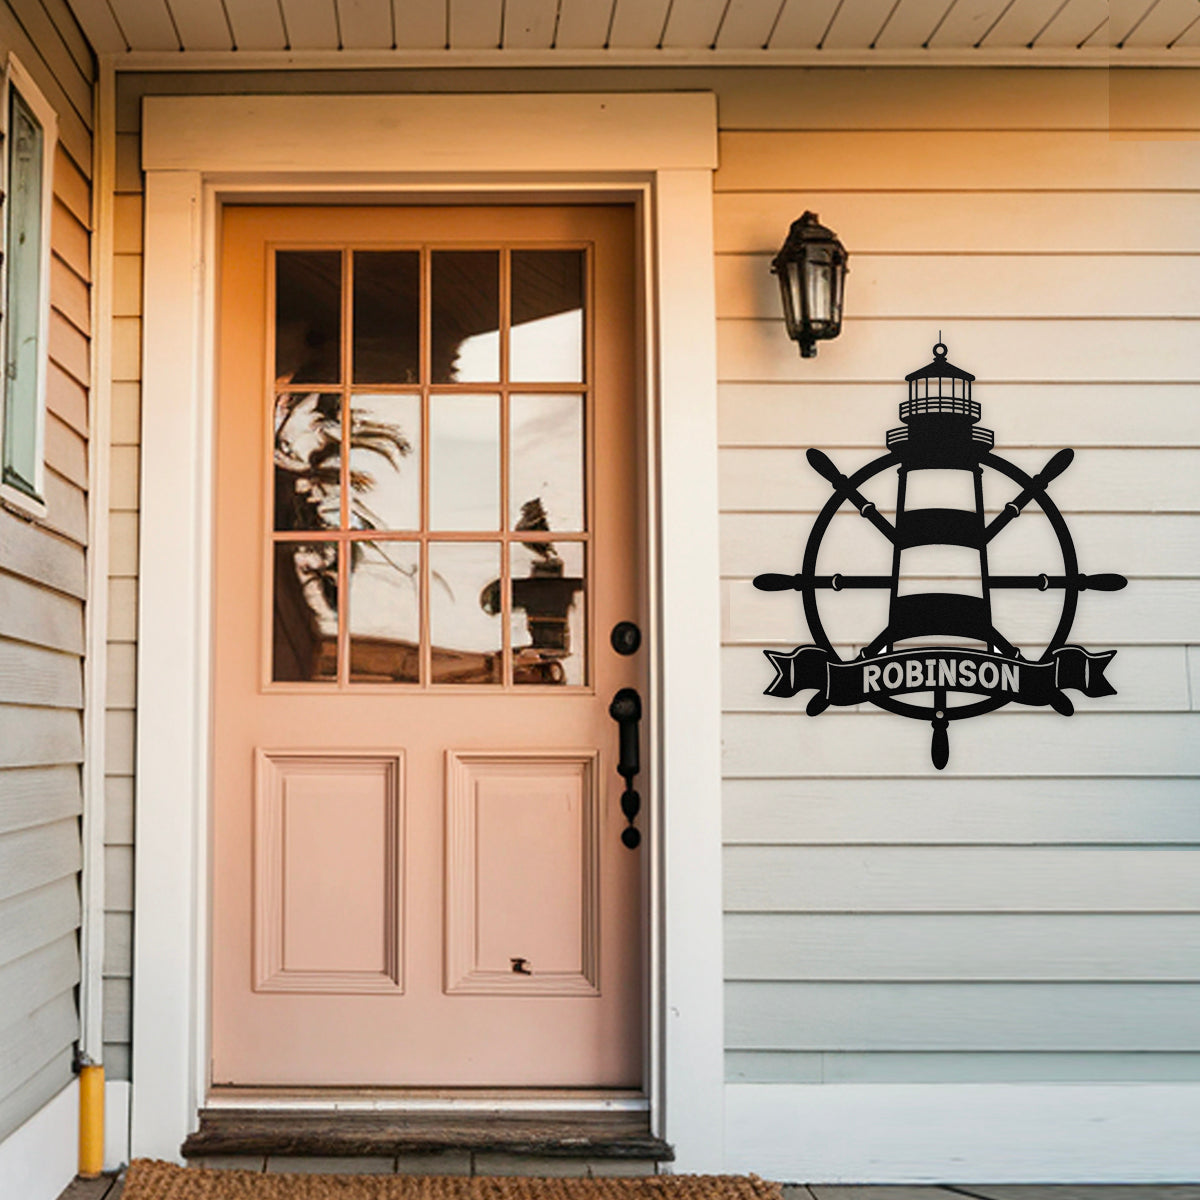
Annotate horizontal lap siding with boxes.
[713,69,1200,1085]
[0,0,92,1142]
[102,77,141,1080]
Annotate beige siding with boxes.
[713,69,1200,1084]
[102,97,140,1073]
[0,0,92,1141]
[110,65,1200,1090]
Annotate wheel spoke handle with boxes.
[807,449,896,544]
[985,448,1074,543]
[754,573,892,592]
[754,571,1126,593]
[990,572,1127,591]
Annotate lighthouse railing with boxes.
[899,395,981,422]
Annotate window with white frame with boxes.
[0,56,56,512]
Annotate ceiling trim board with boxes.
[95,45,1200,69]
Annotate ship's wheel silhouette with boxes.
[754,343,1126,767]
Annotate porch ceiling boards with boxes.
[63,0,1200,63]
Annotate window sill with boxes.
[0,480,47,522]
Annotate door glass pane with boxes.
[511,541,585,686]
[266,237,599,691]
[348,394,420,531]
[275,251,342,385]
[274,393,342,532]
[510,250,584,383]
[350,540,420,683]
[353,251,419,384]
[430,394,499,530]
[509,394,584,533]
[273,542,338,681]
[430,542,502,684]
[431,251,499,383]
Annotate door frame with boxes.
[130,92,723,1170]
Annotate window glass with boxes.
[510,250,584,383]
[349,393,420,531]
[429,393,500,531]
[275,250,342,385]
[430,541,502,684]
[268,242,592,688]
[353,251,419,384]
[274,392,342,531]
[509,393,584,532]
[350,540,420,683]
[511,540,585,686]
[431,251,499,383]
[273,542,339,682]
[2,86,44,498]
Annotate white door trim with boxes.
[132,92,724,1171]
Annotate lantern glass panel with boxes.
[805,250,833,332]
[780,260,804,340]
[830,254,845,330]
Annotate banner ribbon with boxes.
[763,645,1117,708]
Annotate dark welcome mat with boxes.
[121,1160,782,1200]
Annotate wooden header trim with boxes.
[142,92,719,174]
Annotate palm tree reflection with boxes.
[273,400,582,686]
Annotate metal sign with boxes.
[754,342,1126,769]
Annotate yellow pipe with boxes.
[78,1063,104,1179]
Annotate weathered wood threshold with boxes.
[182,1109,673,1163]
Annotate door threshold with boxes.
[182,1106,672,1163]
[205,1087,649,1113]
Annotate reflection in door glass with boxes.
[348,394,420,531]
[274,393,341,532]
[431,251,500,383]
[430,394,500,530]
[350,541,420,683]
[273,542,338,682]
[510,541,585,686]
[510,250,584,383]
[275,251,342,385]
[509,394,584,532]
[267,238,596,691]
[353,251,420,384]
[430,542,502,684]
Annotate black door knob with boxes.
[610,621,641,655]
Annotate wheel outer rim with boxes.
[799,450,1080,723]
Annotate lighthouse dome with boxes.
[901,341,977,420]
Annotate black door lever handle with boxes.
[608,687,642,849]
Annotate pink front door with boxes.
[211,205,644,1087]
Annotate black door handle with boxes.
[608,687,642,849]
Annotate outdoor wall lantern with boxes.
[771,211,848,357]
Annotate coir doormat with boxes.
[121,1160,783,1200]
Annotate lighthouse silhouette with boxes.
[869,341,1015,659]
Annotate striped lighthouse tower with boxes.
[881,342,1007,656]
